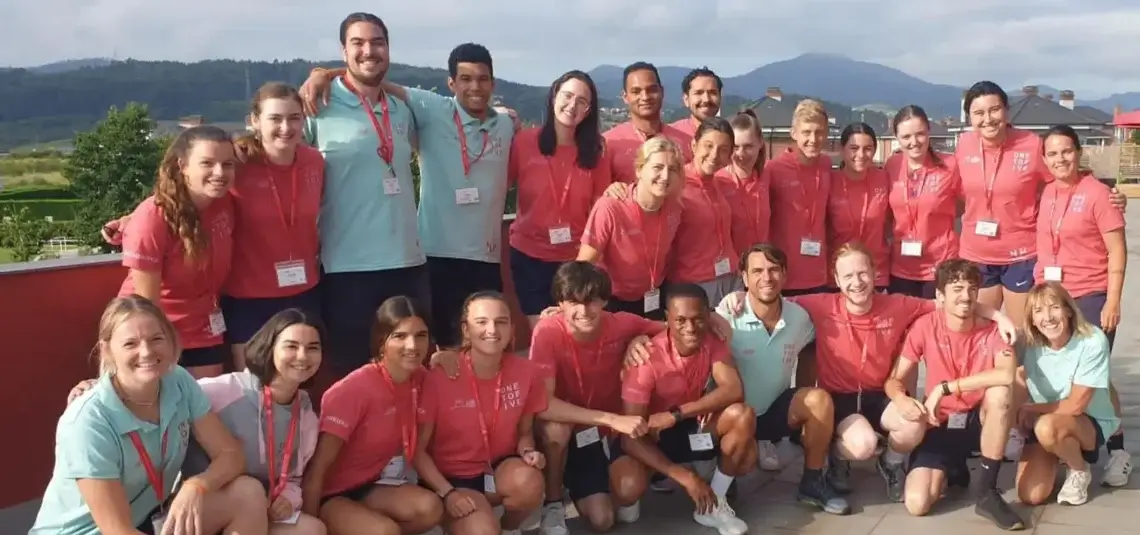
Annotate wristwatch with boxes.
[940,380,951,396]
[669,406,684,425]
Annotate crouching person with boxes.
[617,284,755,535]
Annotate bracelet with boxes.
[440,488,457,500]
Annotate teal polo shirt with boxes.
[31,366,211,535]
[717,297,815,415]
[1023,329,1120,441]
[404,88,514,263]
[304,79,424,273]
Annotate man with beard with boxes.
[604,62,693,184]
[885,259,1023,529]
[669,68,723,139]
[717,244,849,515]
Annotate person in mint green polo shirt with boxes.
[715,243,850,516]
[302,12,429,375]
[32,295,260,535]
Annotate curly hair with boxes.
[153,125,233,264]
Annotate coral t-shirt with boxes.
[603,121,693,184]
[885,152,961,281]
[1033,174,1125,298]
[766,151,832,290]
[621,331,731,413]
[668,166,738,283]
[827,168,892,287]
[580,192,682,301]
[716,167,771,258]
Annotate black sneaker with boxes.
[876,454,906,503]
[975,488,1026,531]
[797,471,851,515]
[826,455,852,494]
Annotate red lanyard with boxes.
[903,165,930,236]
[731,168,765,240]
[632,195,663,288]
[545,156,574,223]
[696,177,727,255]
[341,77,394,168]
[463,353,502,466]
[454,112,490,176]
[266,165,298,233]
[375,363,419,461]
[262,388,300,503]
[1048,182,1079,261]
[127,429,169,503]
[940,320,975,399]
[978,138,1004,215]
[562,322,606,408]
[843,307,872,394]
[796,162,821,233]
[842,176,871,239]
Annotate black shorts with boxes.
[832,391,890,434]
[1075,292,1115,350]
[564,434,617,502]
[319,265,431,374]
[180,344,228,368]
[976,257,1037,293]
[426,256,504,348]
[755,388,798,442]
[910,408,984,471]
[433,455,519,494]
[509,247,563,316]
[220,285,322,345]
[320,481,380,506]
[888,276,937,299]
[604,293,665,321]
[1023,413,1105,465]
[611,417,718,465]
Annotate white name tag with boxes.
[576,426,600,448]
[1044,266,1063,282]
[714,257,731,277]
[483,473,497,493]
[209,309,226,336]
[455,187,480,205]
[974,220,999,237]
[688,432,715,451]
[643,289,661,313]
[376,455,406,485]
[549,225,571,245]
[383,177,401,195]
[901,240,923,257]
[947,412,968,429]
[800,238,822,257]
[275,260,307,288]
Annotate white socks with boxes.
[710,468,734,497]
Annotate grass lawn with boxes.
[0,171,68,189]
[0,248,13,263]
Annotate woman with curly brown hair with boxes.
[118,125,237,378]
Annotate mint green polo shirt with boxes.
[716,297,816,415]
[1023,328,1120,441]
[404,88,514,263]
[31,366,211,535]
[304,79,424,273]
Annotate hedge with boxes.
[0,184,75,201]
[0,199,81,221]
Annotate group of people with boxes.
[29,8,1132,535]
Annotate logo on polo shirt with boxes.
[1012,152,1029,172]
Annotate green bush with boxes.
[0,183,75,201]
[0,199,80,221]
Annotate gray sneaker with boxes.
[876,454,906,503]
[798,470,851,515]
[826,456,852,495]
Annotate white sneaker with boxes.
[540,502,568,535]
[1057,468,1091,505]
[758,440,781,471]
[521,508,542,531]
[616,501,640,523]
[1103,450,1133,487]
[693,496,749,535]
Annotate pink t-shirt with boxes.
[827,168,892,287]
[766,151,833,290]
[580,192,682,301]
[318,365,423,496]
[794,293,934,394]
[901,313,1010,422]
[716,168,771,257]
[1034,174,1125,298]
[223,146,324,299]
[668,166,738,283]
[885,152,962,281]
[956,128,1050,264]
[508,127,613,262]
[602,121,693,184]
[669,117,699,141]
[119,195,234,349]
[621,330,731,413]
[419,354,548,478]
[530,312,663,414]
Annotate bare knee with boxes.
[225,475,271,511]
[836,419,878,461]
[609,458,646,505]
[983,385,1012,413]
[579,501,616,532]
[405,487,445,531]
[801,388,834,415]
[904,492,936,516]
[497,460,545,510]
[285,514,328,535]
[888,419,927,452]
[453,513,502,535]
[541,420,574,449]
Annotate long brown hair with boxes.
[233,82,304,162]
[729,109,766,174]
[153,125,233,264]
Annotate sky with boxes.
[4,0,1140,99]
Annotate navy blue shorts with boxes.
[180,344,228,368]
[220,286,322,345]
[1075,291,1115,350]
[888,276,936,299]
[426,256,503,348]
[977,257,1036,292]
[1023,413,1105,465]
[509,247,563,316]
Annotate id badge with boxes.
[575,426,600,448]
[1044,266,1063,282]
[799,238,822,257]
[548,225,572,245]
[900,240,923,257]
[455,187,480,205]
[483,473,497,493]
[383,177,401,195]
[208,309,227,336]
[643,289,661,313]
[274,260,307,288]
[948,412,968,429]
[376,455,406,485]
[688,432,714,451]
[276,511,301,524]
[714,257,731,276]
[974,220,999,237]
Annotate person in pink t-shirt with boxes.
[716,110,771,263]
[414,292,547,535]
[884,259,1023,530]
[828,123,891,290]
[765,99,834,295]
[508,71,613,326]
[301,296,443,534]
[118,125,236,379]
[579,137,684,320]
[885,105,961,299]
[668,68,723,139]
[602,62,693,184]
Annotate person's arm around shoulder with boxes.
[577,196,617,263]
[62,409,138,535]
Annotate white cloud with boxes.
[2,0,1139,97]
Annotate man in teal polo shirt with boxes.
[303,12,429,374]
[717,243,849,515]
